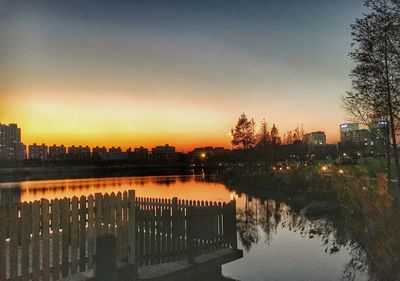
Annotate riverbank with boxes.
[0,165,198,183]
[222,167,400,280]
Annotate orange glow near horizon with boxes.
[0,88,234,151]
[0,88,341,150]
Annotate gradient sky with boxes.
[0,0,365,151]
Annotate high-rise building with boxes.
[92,146,107,159]
[28,143,48,160]
[370,120,389,155]
[339,123,360,143]
[134,146,149,157]
[68,145,91,160]
[151,144,176,158]
[0,123,25,160]
[303,131,326,145]
[48,145,67,161]
[338,123,374,156]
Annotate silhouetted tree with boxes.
[283,130,293,144]
[293,124,305,142]
[270,124,281,145]
[232,113,256,149]
[257,119,270,147]
[342,0,400,187]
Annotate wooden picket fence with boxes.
[0,191,237,281]
[135,197,237,266]
[0,191,136,281]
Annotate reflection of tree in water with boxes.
[236,196,289,251]
[257,200,283,245]
[235,197,370,280]
[285,213,369,281]
[236,196,259,252]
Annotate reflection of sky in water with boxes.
[224,224,367,281]
[224,199,368,281]
[0,176,368,281]
[0,175,233,203]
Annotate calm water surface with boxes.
[0,175,368,281]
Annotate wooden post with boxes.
[52,199,61,280]
[20,202,30,280]
[128,190,136,271]
[87,195,95,269]
[9,203,18,281]
[378,173,388,195]
[95,234,117,281]
[41,199,50,281]
[166,199,172,262]
[71,197,79,274]
[171,197,178,261]
[229,199,237,249]
[32,201,40,281]
[79,196,87,272]
[116,192,123,260]
[186,206,195,264]
[0,205,6,281]
[95,193,103,236]
[61,198,70,277]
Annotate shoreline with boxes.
[0,165,202,183]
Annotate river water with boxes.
[0,175,368,281]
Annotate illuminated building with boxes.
[338,123,376,157]
[28,143,48,160]
[0,123,25,160]
[303,131,326,145]
[48,145,67,161]
[134,146,149,156]
[68,145,91,160]
[151,144,176,158]
[339,123,360,142]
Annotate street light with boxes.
[230,191,238,201]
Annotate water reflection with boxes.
[234,195,368,281]
[0,175,230,203]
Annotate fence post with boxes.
[128,190,137,274]
[223,200,237,250]
[171,197,178,260]
[186,207,195,264]
[229,199,237,250]
[0,205,5,281]
[41,199,50,281]
[95,234,117,281]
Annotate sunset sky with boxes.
[0,0,365,151]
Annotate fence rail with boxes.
[0,191,237,281]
